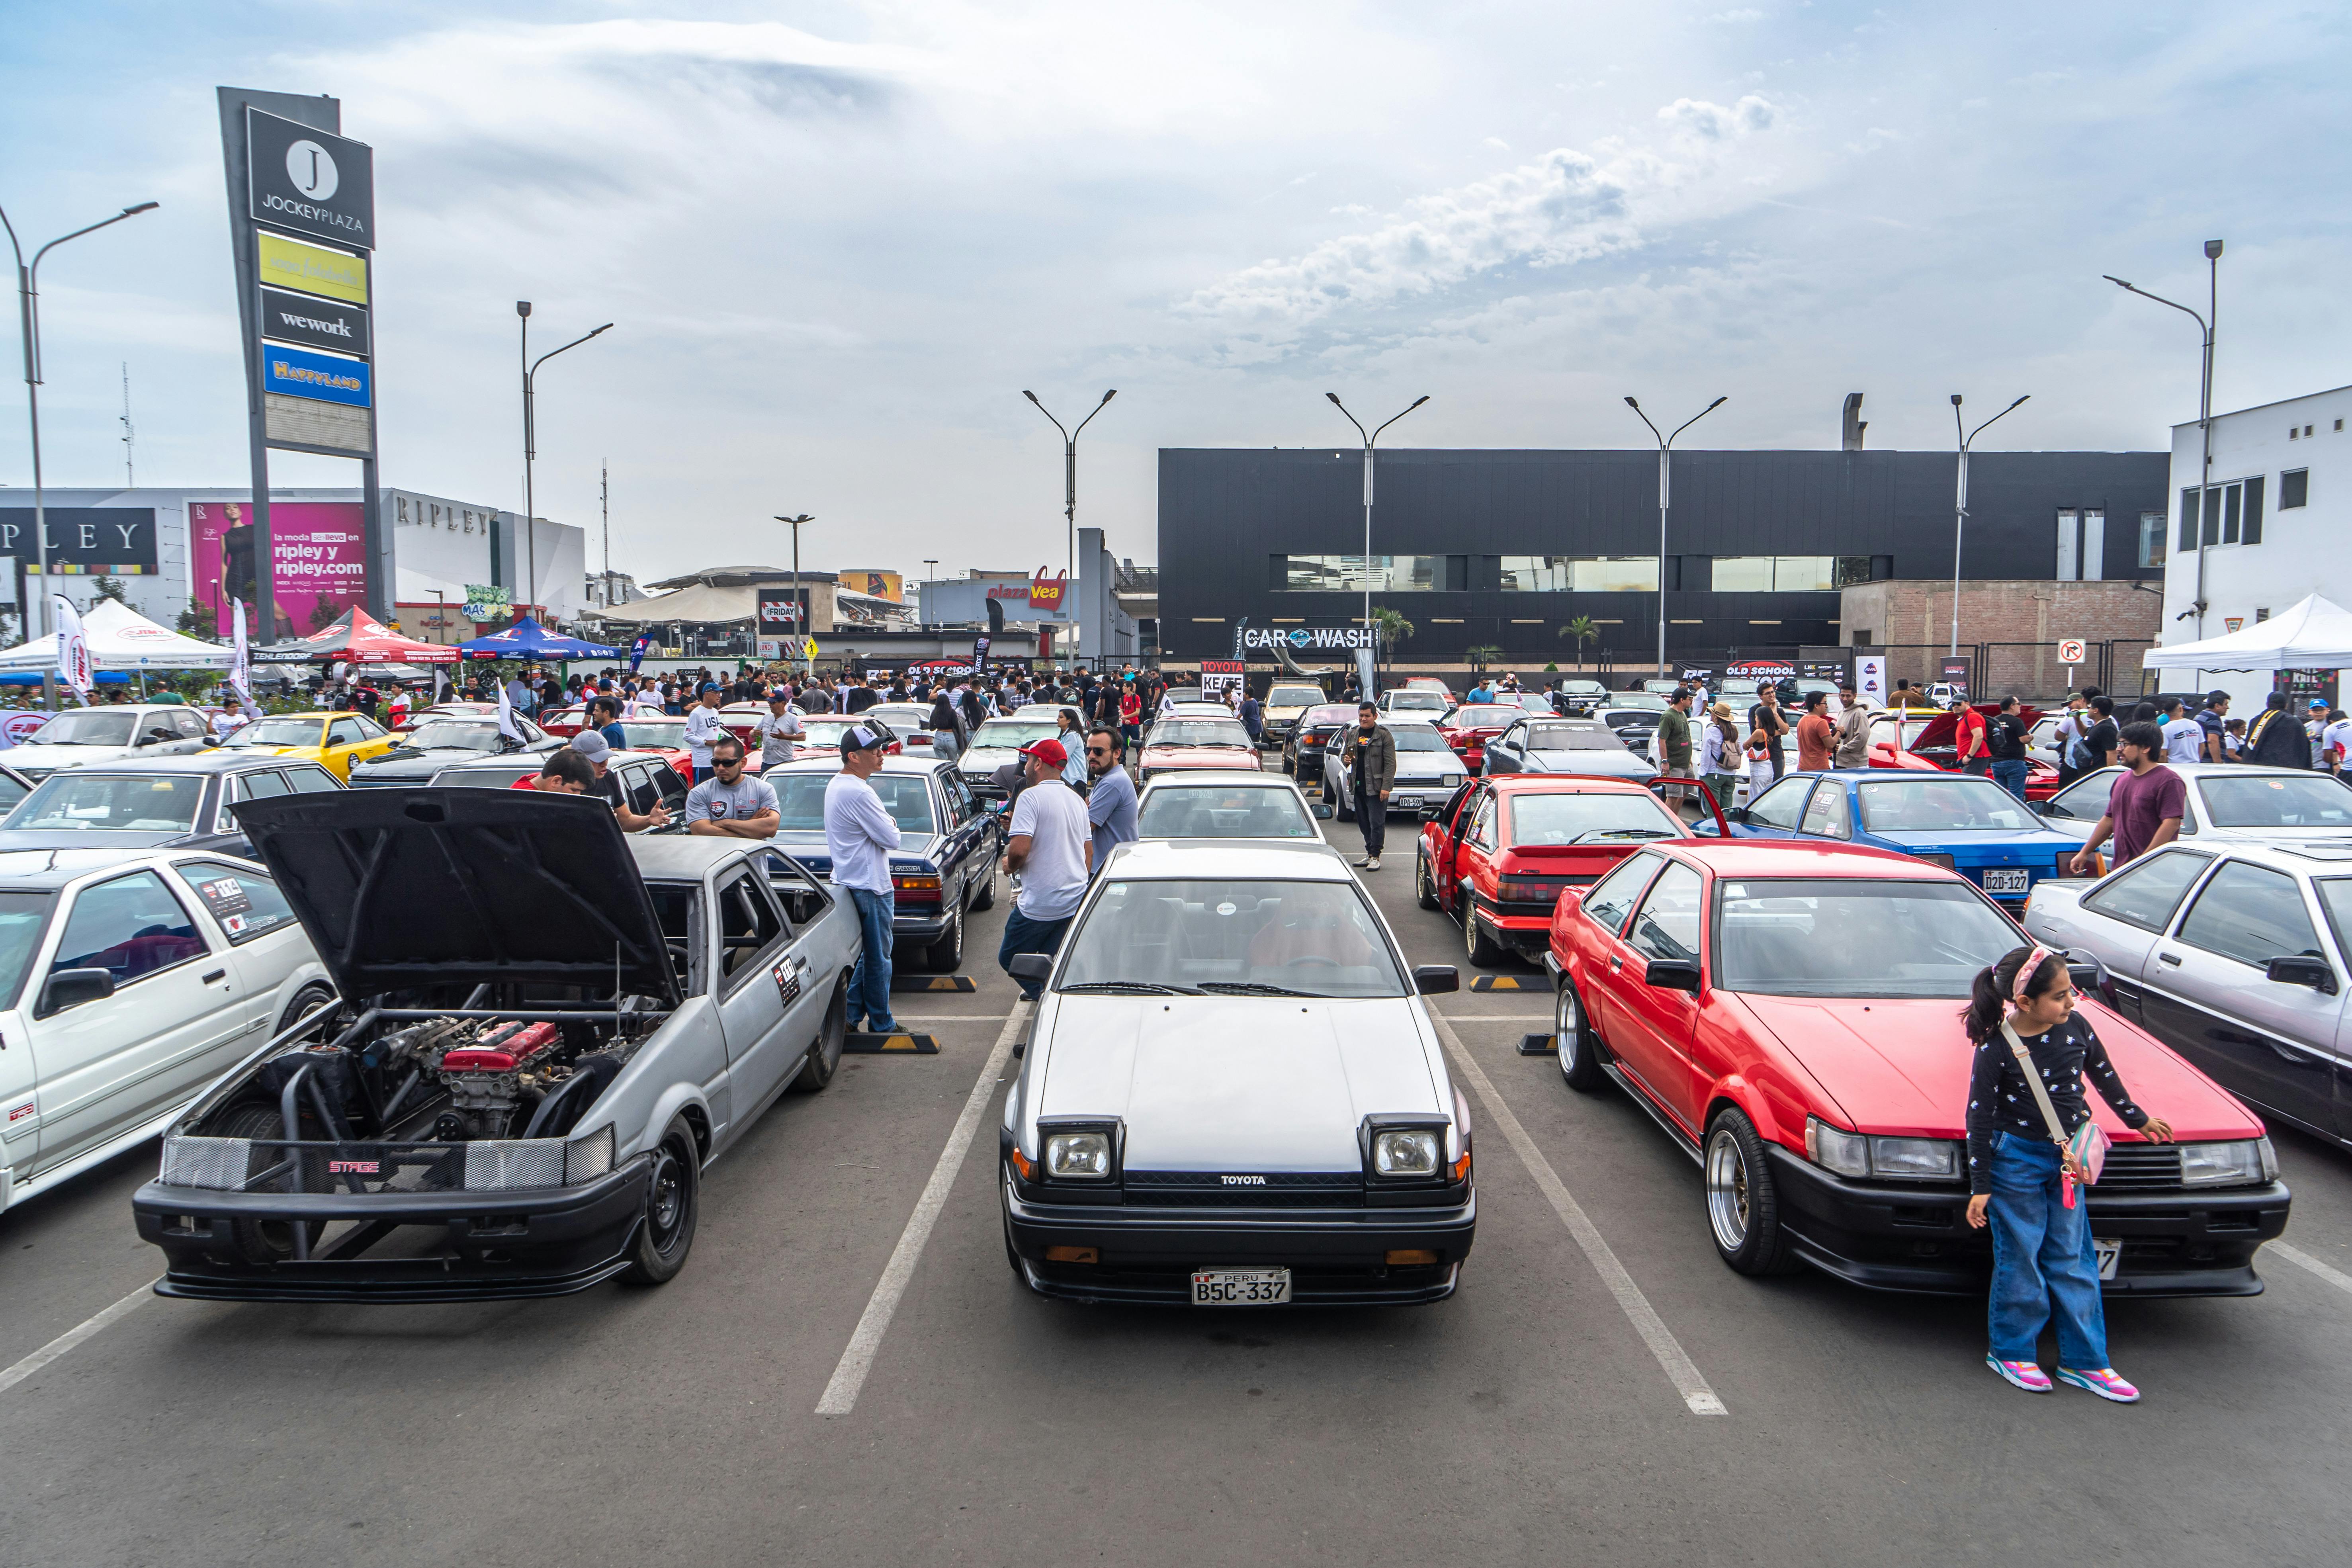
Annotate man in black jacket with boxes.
[2247,692,2313,768]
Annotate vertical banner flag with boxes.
[495,676,522,741]
[1355,647,1377,701]
[1854,655,1887,710]
[229,599,260,717]
[53,594,92,702]
[630,633,653,672]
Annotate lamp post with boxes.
[1325,393,1431,663]
[1947,393,2031,658]
[4,199,159,706]
[776,514,813,673]
[1624,394,1726,679]
[1021,389,1116,598]
[2105,240,2221,648]
[518,303,610,626]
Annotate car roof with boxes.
[1654,837,1959,880]
[627,835,761,882]
[243,710,339,721]
[2186,839,2352,868]
[1099,836,1355,882]
[41,752,312,777]
[1483,772,1656,796]
[1138,770,1300,790]
[0,847,193,890]
[770,754,946,775]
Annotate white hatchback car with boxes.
[1324,720,1470,820]
[0,849,332,1211]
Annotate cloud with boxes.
[1658,94,1777,139]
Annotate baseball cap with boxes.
[839,724,886,755]
[2313,699,2329,710]
[1019,737,1069,769]
[570,730,611,762]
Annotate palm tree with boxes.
[1465,643,1504,675]
[1557,616,1599,671]
[1370,606,1414,690]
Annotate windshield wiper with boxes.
[1196,981,1321,997]
[1058,981,1206,996]
[1573,827,1675,843]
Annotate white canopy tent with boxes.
[2141,594,2352,673]
[0,598,232,671]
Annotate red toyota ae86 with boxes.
[1416,774,1704,968]
[1545,839,2289,1296]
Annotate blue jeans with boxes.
[999,907,1073,1000]
[1991,759,2029,801]
[844,886,897,1029]
[1986,1131,2109,1367]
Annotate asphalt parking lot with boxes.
[4,794,2352,1567]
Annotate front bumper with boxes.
[1003,1173,1475,1306]
[1763,1145,2289,1297]
[131,1157,651,1303]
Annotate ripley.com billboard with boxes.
[189,499,368,639]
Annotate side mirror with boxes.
[2065,954,2119,1009]
[1642,957,1702,993]
[1726,806,1748,823]
[1418,806,1443,821]
[2266,955,2338,994]
[1312,804,1334,820]
[39,967,115,1016]
[1413,964,1459,995]
[201,735,223,748]
[1008,952,1053,985]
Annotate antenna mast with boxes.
[119,364,135,485]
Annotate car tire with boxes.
[1555,977,1607,1093]
[1464,905,1504,968]
[1416,852,1441,911]
[276,981,339,1042]
[619,1116,702,1286]
[1703,1107,1799,1278]
[789,981,849,1094]
[970,860,1000,911]
[923,906,965,972]
[1333,775,1355,823]
[215,1103,325,1265]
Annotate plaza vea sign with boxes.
[1240,626,1376,652]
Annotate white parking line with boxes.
[1428,1011,1727,1416]
[0,1283,151,1398]
[816,1002,1029,1416]
[2272,1241,2352,1297]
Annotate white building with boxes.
[2157,384,2351,710]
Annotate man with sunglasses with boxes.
[1083,725,1137,871]
[684,737,780,839]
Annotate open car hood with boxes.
[1907,702,2044,754]
[234,786,680,1006]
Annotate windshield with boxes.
[0,892,53,1008]
[1148,721,1253,748]
[1267,687,1324,707]
[29,711,139,747]
[1523,724,1625,752]
[1137,786,1316,840]
[1561,681,1607,695]
[1058,878,1406,997]
[615,719,686,747]
[769,772,936,834]
[402,721,503,753]
[2,773,206,833]
[221,718,324,749]
[1717,878,2020,997]
[1385,692,1449,710]
[867,706,932,729]
[1855,777,2039,832]
[2199,775,2352,829]
[1450,706,1524,729]
[1509,792,1683,844]
[1869,716,1934,750]
[971,720,1058,750]
[1386,726,1451,752]
[1609,694,1670,713]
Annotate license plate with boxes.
[2093,1238,2121,1281]
[1983,867,2031,893]
[1191,1267,1292,1306]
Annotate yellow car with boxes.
[215,711,399,780]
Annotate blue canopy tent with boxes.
[455,618,621,662]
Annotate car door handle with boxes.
[1608,956,1623,971]
[201,969,227,984]
[2158,952,2182,966]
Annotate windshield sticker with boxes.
[195,876,254,918]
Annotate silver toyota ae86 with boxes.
[131,786,859,1302]
[1000,839,1476,1306]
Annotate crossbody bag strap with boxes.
[1999,1021,2072,1150]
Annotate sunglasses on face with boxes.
[713,756,745,769]
[1085,744,1113,757]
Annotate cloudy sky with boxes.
[2,2,2345,587]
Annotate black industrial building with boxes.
[1155,447,2168,664]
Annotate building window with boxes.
[1492,555,1660,592]
[2282,469,2309,509]
[1274,554,1449,592]
[2181,479,2266,548]
[2138,512,2166,568]
[1710,555,1869,592]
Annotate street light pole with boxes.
[517,303,610,626]
[1624,394,1726,679]
[1022,388,1116,606]
[2104,240,2221,647]
[776,514,813,674]
[3,199,159,705]
[1947,393,2031,658]
[1325,393,1431,671]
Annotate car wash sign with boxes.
[1240,626,1376,653]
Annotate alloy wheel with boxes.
[1555,985,1579,1079]
[1704,1128,1751,1251]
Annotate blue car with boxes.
[1700,768,2095,907]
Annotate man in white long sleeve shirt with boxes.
[682,684,727,782]
[825,725,903,1034]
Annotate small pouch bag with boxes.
[2001,1020,2109,1206]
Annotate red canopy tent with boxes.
[251,607,460,666]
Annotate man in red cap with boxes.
[999,736,1092,999]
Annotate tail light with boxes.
[1495,876,1566,906]
[2054,854,2102,879]
[892,870,943,903]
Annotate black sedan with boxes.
[1281,703,1365,780]
[346,715,560,786]
[0,751,340,859]
[762,755,1004,971]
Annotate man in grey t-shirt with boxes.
[684,738,779,838]
[1083,725,1137,870]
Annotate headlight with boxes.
[1805,1116,1869,1177]
[1805,1116,1960,1181]
[565,1124,615,1184]
[2180,1138,2273,1187]
[1044,1130,1112,1179]
[1441,773,1464,786]
[1372,1128,1441,1176]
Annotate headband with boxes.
[2013,945,2054,1004]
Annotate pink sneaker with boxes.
[2056,1366,2141,1403]
[1986,1355,2052,1393]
